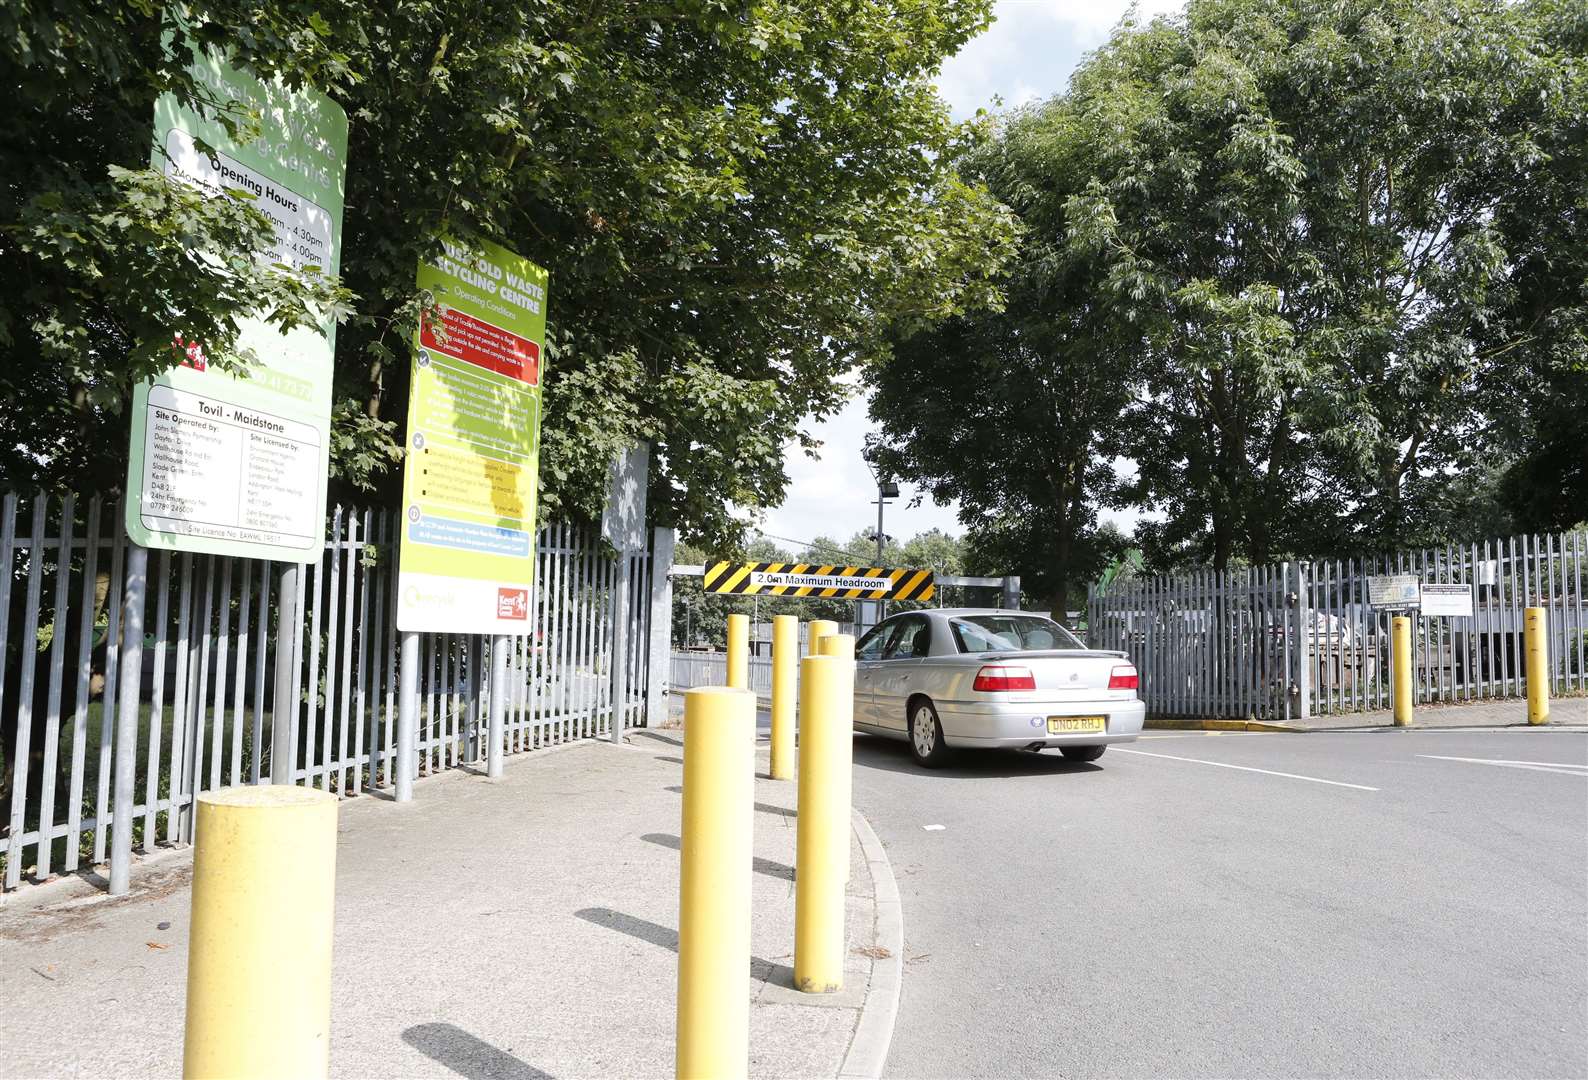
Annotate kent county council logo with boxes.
[497,588,530,620]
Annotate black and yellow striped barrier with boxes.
[703,561,935,601]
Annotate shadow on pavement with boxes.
[852,734,1106,779]
[662,784,796,818]
[401,1022,555,1080]
[640,833,794,880]
[573,906,787,981]
[653,755,684,765]
[630,730,682,748]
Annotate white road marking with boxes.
[922,824,945,831]
[1418,755,1588,777]
[1403,726,1588,733]
[1113,748,1380,791]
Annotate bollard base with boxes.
[797,977,844,994]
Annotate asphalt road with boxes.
[851,727,1588,1079]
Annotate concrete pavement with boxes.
[0,731,898,1079]
[853,725,1587,1078]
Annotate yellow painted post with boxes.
[183,787,338,1080]
[795,652,853,993]
[817,634,856,884]
[806,618,838,658]
[770,615,798,781]
[1392,615,1413,727]
[726,612,749,690]
[1525,606,1550,725]
[676,687,755,1080]
[817,633,854,660]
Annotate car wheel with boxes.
[908,699,952,768]
[1059,745,1106,762]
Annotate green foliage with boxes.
[875,0,1587,594]
[871,90,1149,614]
[2,0,1014,546]
[1067,0,1587,568]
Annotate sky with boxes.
[756,0,1184,553]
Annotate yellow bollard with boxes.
[770,615,798,781]
[795,653,853,994]
[676,687,755,1080]
[818,633,854,660]
[816,634,856,883]
[1392,615,1413,727]
[183,787,338,1080]
[1525,606,1550,725]
[726,613,749,690]
[806,619,838,658]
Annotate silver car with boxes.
[853,608,1145,767]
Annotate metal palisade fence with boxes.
[0,491,663,895]
[671,652,774,699]
[1087,529,1587,721]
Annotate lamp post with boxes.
[867,480,899,631]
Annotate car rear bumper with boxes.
[935,698,1145,749]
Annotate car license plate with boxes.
[1048,715,1105,735]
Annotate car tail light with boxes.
[1109,664,1139,690]
[973,665,1036,692]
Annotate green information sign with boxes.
[124,52,347,561]
[396,237,549,634]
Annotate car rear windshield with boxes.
[949,615,1084,653]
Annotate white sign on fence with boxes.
[1367,574,1421,609]
[126,54,347,562]
[1420,583,1474,617]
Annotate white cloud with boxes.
[757,391,964,552]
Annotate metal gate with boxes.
[1,492,665,896]
[1087,530,1587,720]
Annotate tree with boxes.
[1064,0,1587,567]
[868,99,1145,615]
[1,0,1015,548]
[0,1,355,489]
[901,529,965,576]
[873,0,1584,598]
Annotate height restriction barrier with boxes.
[703,561,935,602]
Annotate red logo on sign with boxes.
[497,587,529,620]
[172,332,208,371]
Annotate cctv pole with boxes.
[873,482,885,628]
[874,484,885,568]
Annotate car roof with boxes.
[889,608,1053,619]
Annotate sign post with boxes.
[396,237,548,787]
[602,445,649,743]
[118,56,347,864]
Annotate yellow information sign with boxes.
[396,236,548,633]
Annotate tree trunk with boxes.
[1250,408,1292,565]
